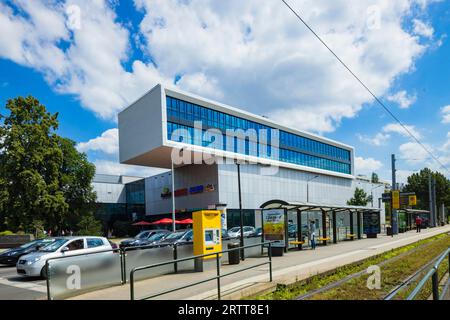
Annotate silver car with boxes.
[227,226,255,238]
[16,236,113,277]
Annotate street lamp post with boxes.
[306,175,319,203]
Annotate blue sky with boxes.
[0,0,449,182]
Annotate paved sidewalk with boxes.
[70,225,450,300]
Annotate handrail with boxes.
[129,241,273,300]
[45,247,122,300]
[407,247,450,300]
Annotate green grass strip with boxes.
[249,232,449,300]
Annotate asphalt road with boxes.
[0,265,47,300]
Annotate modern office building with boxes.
[117,84,387,230]
[92,174,146,228]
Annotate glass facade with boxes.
[166,96,351,174]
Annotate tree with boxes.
[371,172,379,184]
[403,168,450,210]
[0,96,97,232]
[347,187,370,206]
[76,213,103,236]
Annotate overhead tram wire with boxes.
[280,0,450,175]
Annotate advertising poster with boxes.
[263,209,286,248]
[363,211,381,234]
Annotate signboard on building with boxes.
[262,209,286,248]
[363,211,381,235]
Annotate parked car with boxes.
[156,230,193,247]
[252,227,262,237]
[119,229,169,248]
[227,226,255,238]
[16,236,113,278]
[134,231,171,247]
[0,238,56,266]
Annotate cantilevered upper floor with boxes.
[118,84,355,179]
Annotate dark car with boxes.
[120,229,169,248]
[156,230,193,247]
[133,231,171,248]
[0,238,55,266]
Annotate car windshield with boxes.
[135,231,150,239]
[228,227,240,233]
[40,239,68,252]
[148,233,166,241]
[18,240,40,249]
[165,232,184,240]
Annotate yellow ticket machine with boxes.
[193,210,222,260]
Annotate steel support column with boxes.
[357,210,362,240]
[297,209,303,250]
[332,210,337,244]
[349,210,354,240]
[321,209,327,246]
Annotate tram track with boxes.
[295,238,439,300]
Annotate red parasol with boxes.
[177,218,193,224]
[132,221,152,226]
[149,218,175,225]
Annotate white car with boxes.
[16,236,113,277]
[227,226,256,238]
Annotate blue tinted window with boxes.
[166,96,351,174]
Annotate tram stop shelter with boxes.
[260,200,382,251]
[398,209,431,232]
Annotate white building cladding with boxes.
[119,84,386,223]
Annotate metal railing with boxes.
[407,247,450,300]
[129,241,273,300]
[45,247,122,300]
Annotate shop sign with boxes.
[161,187,171,198]
[262,209,286,248]
[174,188,188,197]
[189,185,204,194]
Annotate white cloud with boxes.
[413,19,434,38]
[387,90,417,109]
[0,0,437,132]
[357,132,390,146]
[77,128,119,155]
[399,141,430,163]
[355,156,383,175]
[382,123,422,139]
[441,105,450,124]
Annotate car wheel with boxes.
[40,266,48,279]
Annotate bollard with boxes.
[432,271,439,300]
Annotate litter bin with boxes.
[228,243,240,265]
[386,227,392,236]
[270,246,284,257]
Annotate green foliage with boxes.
[0,230,14,236]
[0,96,97,232]
[371,172,379,183]
[403,168,450,210]
[76,213,103,236]
[347,187,370,206]
[112,220,134,237]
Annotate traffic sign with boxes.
[392,190,400,209]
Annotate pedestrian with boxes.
[415,216,423,233]
[310,220,317,250]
